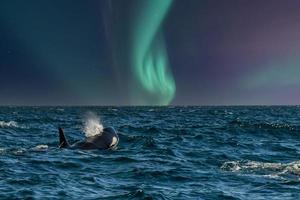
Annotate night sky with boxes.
[1,0,300,105]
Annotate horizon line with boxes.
[0,104,299,107]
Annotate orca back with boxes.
[58,126,118,150]
[72,126,119,150]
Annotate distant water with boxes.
[1,106,300,199]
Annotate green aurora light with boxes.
[131,0,176,105]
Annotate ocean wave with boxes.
[119,124,161,133]
[0,147,27,155]
[1,106,300,199]
[0,148,6,154]
[119,133,157,148]
[229,119,296,131]
[0,121,19,128]
[221,160,300,178]
[0,146,49,155]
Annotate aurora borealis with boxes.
[130,0,175,105]
[1,0,300,105]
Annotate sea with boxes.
[0,106,300,199]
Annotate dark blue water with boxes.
[0,106,300,199]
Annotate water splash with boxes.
[83,112,103,137]
[131,0,176,105]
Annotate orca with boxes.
[58,127,119,150]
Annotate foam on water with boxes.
[0,121,19,128]
[0,148,6,154]
[31,144,49,151]
[221,160,300,178]
[12,148,26,155]
[83,112,103,137]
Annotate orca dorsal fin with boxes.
[58,127,69,148]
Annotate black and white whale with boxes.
[58,127,119,150]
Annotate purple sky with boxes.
[0,0,300,105]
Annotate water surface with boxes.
[0,106,300,199]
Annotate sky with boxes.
[1,0,300,105]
